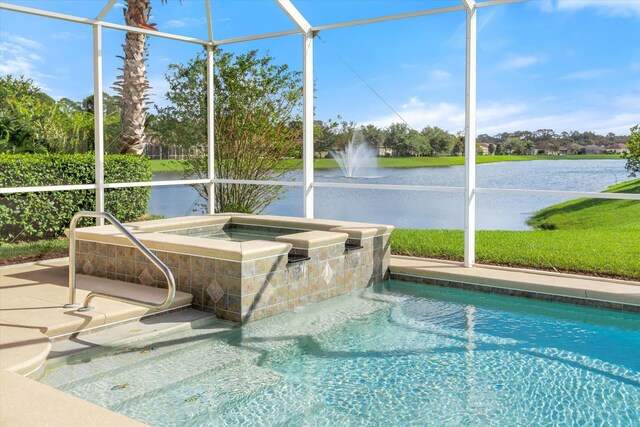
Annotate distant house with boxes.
[534,143,559,155]
[557,145,582,155]
[378,145,393,157]
[143,143,202,160]
[605,143,627,154]
[583,145,605,154]
[478,143,490,155]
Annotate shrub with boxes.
[0,153,151,242]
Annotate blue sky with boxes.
[0,0,638,135]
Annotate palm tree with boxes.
[112,0,157,155]
[524,140,535,155]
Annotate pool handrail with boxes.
[66,211,176,313]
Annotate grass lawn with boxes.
[527,179,640,230]
[288,154,620,170]
[149,159,187,173]
[0,215,164,266]
[374,154,618,169]
[154,154,621,173]
[391,229,640,281]
[0,238,68,266]
[393,178,640,281]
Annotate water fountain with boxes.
[331,134,378,178]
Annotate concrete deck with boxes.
[390,256,640,309]
[0,258,194,427]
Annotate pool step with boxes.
[60,343,258,410]
[48,308,216,358]
[111,358,284,425]
[44,315,232,390]
[47,340,282,426]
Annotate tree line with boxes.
[313,120,630,158]
[0,75,125,155]
[0,73,633,160]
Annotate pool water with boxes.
[180,225,301,242]
[40,281,640,426]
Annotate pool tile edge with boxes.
[389,256,640,312]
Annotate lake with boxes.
[149,159,629,230]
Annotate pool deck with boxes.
[1,256,638,426]
[0,258,194,427]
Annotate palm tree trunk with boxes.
[113,0,151,155]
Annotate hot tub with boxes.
[73,213,393,322]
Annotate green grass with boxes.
[391,228,640,281]
[0,238,69,265]
[307,154,619,170]
[155,154,621,173]
[375,154,618,169]
[527,179,640,230]
[150,159,187,173]
[0,214,165,265]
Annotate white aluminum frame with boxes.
[93,23,105,225]
[1,0,638,268]
[463,0,477,267]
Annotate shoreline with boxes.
[150,154,622,173]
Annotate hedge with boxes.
[0,153,151,242]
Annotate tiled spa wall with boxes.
[75,233,391,323]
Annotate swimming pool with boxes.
[40,281,640,426]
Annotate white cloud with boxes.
[360,97,526,133]
[478,103,528,125]
[431,69,452,80]
[479,110,639,135]
[163,17,207,29]
[536,0,555,13]
[0,32,53,89]
[164,19,187,28]
[563,69,610,80]
[498,55,546,70]
[0,32,42,49]
[6,34,42,50]
[418,68,456,91]
[612,93,640,110]
[362,99,463,132]
[360,95,638,135]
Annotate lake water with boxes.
[149,159,628,230]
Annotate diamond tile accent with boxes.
[322,262,334,285]
[207,280,224,303]
[82,259,94,275]
[262,281,274,302]
[139,267,154,286]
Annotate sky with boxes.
[0,0,639,136]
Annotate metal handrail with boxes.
[66,211,176,312]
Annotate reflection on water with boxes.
[149,159,628,230]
